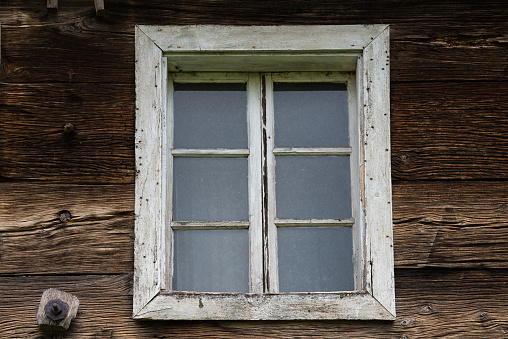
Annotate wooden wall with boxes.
[1,0,507,337]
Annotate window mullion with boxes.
[263,73,279,293]
[247,73,264,294]
[166,74,174,291]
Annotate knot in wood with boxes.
[58,210,72,223]
[421,305,433,314]
[44,299,69,321]
[477,311,489,322]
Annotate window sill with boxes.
[134,291,395,320]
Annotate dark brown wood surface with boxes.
[2,81,507,182]
[0,83,135,183]
[1,0,507,337]
[392,82,508,180]
[1,270,508,338]
[2,181,507,275]
[0,1,507,83]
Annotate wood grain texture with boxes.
[133,25,166,314]
[1,181,507,275]
[2,81,506,182]
[361,26,394,313]
[2,0,507,26]
[0,24,134,84]
[0,183,134,275]
[0,0,506,335]
[391,81,508,180]
[1,269,508,338]
[393,180,508,268]
[0,1,507,83]
[0,83,135,183]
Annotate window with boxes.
[134,25,394,320]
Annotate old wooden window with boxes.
[135,25,394,320]
[170,71,357,294]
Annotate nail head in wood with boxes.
[38,288,79,332]
[63,123,75,135]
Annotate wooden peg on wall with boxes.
[46,0,103,15]
[94,0,105,16]
[47,0,58,12]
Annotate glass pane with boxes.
[173,157,248,221]
[275,156,351,219]
[278,227,354,292]
[173,229,249,292]
[274,82,348,148]
[174,83,247,149]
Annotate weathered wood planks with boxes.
[0,183,134,275]
[1,82,506,182]
[0,83,135,183]
[391,81,508,180]
[392,180,508,268]
[0,0,507,335]
[1,270,507,338]
[1,181,507,275]
[0,1,507,83]
[1,29,506,83]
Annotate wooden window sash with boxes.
[167,72,359,294]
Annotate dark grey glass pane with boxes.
[173,157,248,221]
[275,156,351,219]
[278,227,354,292]
[173,229,249,292]
[274,82,349,148]
[174,83,247,149]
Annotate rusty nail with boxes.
[44,299,69,321]
[63,123,75,135]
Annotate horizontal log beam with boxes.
[1,181,508,275]
[1,269,507,337]
[2,0,508,29]
[391,81,508,180]
[1,81,507,182]
[393,180,508,267]
[0,16,506,83]
[0,183,134,275]
[0,83,135,183]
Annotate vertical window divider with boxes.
[263,73,279,293]
[165,69,174,291]
[247,73,264,294]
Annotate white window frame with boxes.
[134,25,394,320]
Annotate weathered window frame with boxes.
[134,25,394,320]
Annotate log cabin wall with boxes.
[1,0,507,337]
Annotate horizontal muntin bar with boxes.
[275,219,354,227]
[172,149,249,157]
[273,147,352,156]
[171,221,250,230]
